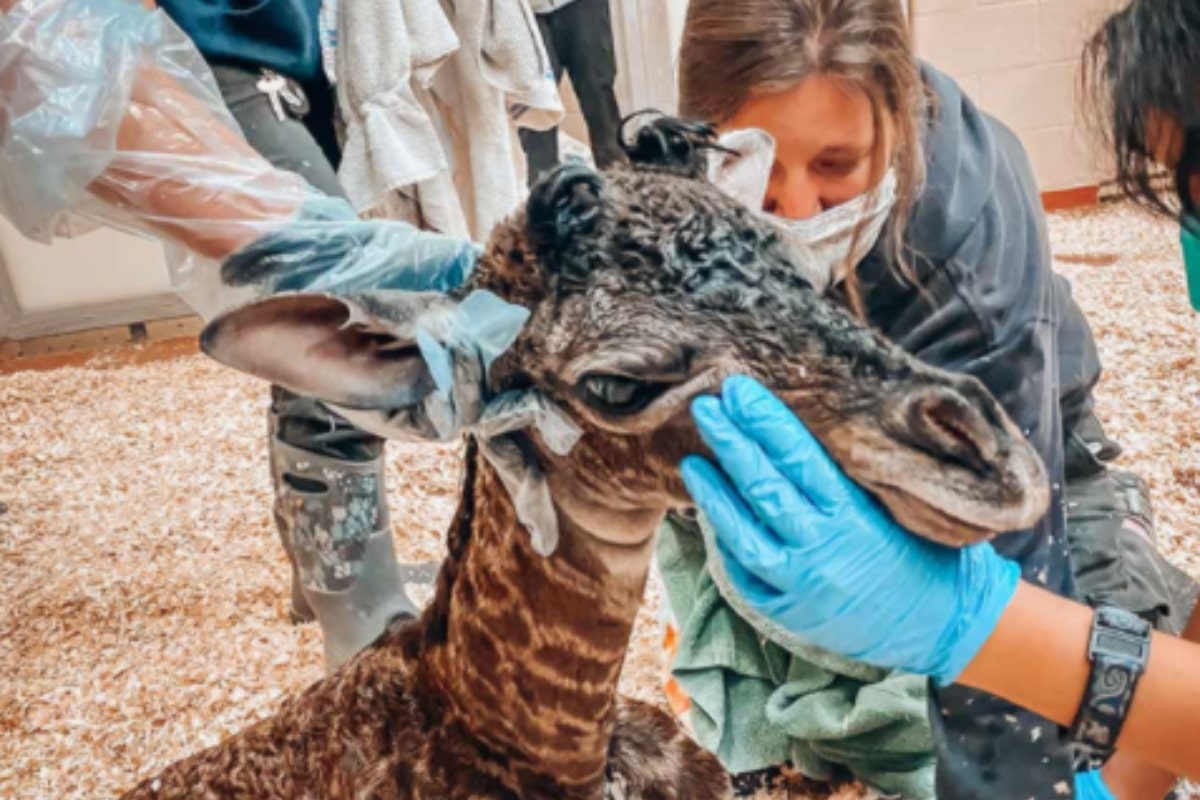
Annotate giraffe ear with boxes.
[525,161,605,257]
[620,113,724,179]
[200,291,456,413]
[201,289,531,443]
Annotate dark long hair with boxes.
[1082,0,1200,220]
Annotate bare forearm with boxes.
[1102,602,1200,799]
[959,582,1200,779]
[88,61,304,259]
[958,582,1093,724]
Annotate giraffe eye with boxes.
[577,374,668,416]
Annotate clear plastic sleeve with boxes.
[0,0,476,320]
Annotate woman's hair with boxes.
[678,0,928,280]
[1082,0,1200,220]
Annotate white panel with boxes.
[0,217,173,314]
[611,0,677,114]
[609,0,635,112]
[667,0,687,65]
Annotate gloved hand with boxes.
[220,198,482,297]
[1074,770,1116,800]
[680,375,1021,686]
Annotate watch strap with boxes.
[1069,605,1152,757]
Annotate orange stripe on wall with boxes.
[1041,185,1100,212]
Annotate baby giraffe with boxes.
[121,118,1049,799]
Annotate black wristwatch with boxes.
[1069,605,1152,761]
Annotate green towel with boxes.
[657,512,936,799]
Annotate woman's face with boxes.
[721,74,894,220]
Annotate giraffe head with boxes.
[203,117,1049,550]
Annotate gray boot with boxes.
[267,409,317,625]
[267,393,418,672]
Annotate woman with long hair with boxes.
[684,1,1200,798]
[666,1,1194,797]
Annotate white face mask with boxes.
[708,128,898,293]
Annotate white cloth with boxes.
[323,0,562,241]
[708,128,897,293]
[332,0,460,220]
[427,0,563,240]
[528,0,584,13]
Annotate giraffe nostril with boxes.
[907,387,1001,476]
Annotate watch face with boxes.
[1095,629,1149,661]
[1091,607,1152,667]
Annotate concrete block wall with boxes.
[657,0,1118,194]
[912,0,1122,192]
[561,0,1118,194]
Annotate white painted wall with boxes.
[912,0,1121,191]
[655,0,1110,192]
[667,0,687,58]
[0,218,171,314]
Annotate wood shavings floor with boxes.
[1,203,1197,800]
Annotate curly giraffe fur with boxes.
[122,116,1050,799]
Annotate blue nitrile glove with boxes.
[680,375,1021,686]
[1074,770,1116,800]
[220,199,481,296]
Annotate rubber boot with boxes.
[267,410,317,625]
[269,436,419,672]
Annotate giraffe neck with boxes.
[418,441,659,796]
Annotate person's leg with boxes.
[211,64,344,627]
[268,389,417,670]
[209,65,344,197]
[552,0,624,169]
[519,13,565,187]
[211,65,418,671]
[297,71,343,174]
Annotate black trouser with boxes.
[210,64,414,672]
[210,64,384,464]
[519,0,624,185]
[1063,414,1198,639]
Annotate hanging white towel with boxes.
[429,0,563,240]
[333,0,460,218]
[319,0,339,86]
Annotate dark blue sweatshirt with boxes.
[158,0,324,83]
